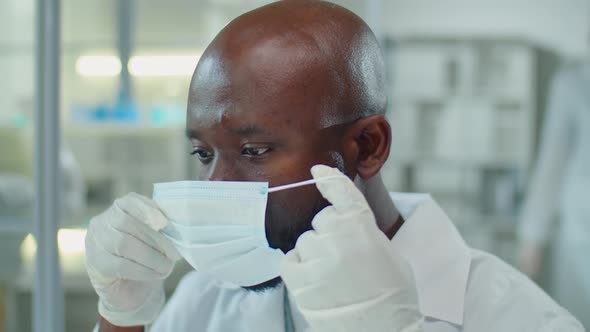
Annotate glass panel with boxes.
[61,1,117,330]
[0,0,36,331]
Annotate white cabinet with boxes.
[383,38,560,259]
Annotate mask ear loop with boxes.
[267,175,344,193]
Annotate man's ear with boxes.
[345,115,391,179]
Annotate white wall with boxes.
[1,0,588,57]
[384,0,589,58]
[0,0,34,124]
[0,0,34,45]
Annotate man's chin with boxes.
[242,277,283,292]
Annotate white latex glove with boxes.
[281,165,423,332]
[85,193,181,327]
[517,242,543,280]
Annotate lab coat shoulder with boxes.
[463,249,584,332]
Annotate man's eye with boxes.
[190,149,214,162]
[241,147,270,157]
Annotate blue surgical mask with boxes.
[153,176,340,287]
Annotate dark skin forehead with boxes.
[187,0,386,134]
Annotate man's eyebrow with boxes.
[185,128,201,139]
[230,125,273,137]
[185,125,274,139]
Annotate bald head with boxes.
[189,0,387,126]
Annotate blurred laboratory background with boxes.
[0,0,588,331]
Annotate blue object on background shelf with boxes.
[150,103,184,127]
[112,96,139,123]
[71,98,140,124]
[9,112,28,128]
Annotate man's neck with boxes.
[355,173,404,240]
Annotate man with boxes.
[85,1,585,331]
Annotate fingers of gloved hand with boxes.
[99,280,164,313]
[294,220,381,265]
[310,203,376,235]
[311,165,370,215]
[292,229,337,263]
[288,281,336,311]
[303,221,400,272]
[280,249,335,292]
[87,216,175,276]
[302,221,380,260]
[282,229,354,287]
[85,230,172,281]
[111,194,180,261]
[107,203,181,261]
[114,193,169,232]
[97,279,166,327]
[310,205,339,235]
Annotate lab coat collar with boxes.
[390,193,471,326]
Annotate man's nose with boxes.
[206,159,243,182]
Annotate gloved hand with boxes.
[281,165,423,332]
[85,193,181,327]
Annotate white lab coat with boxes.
[519,65,590,329]
[149,193,583,332]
